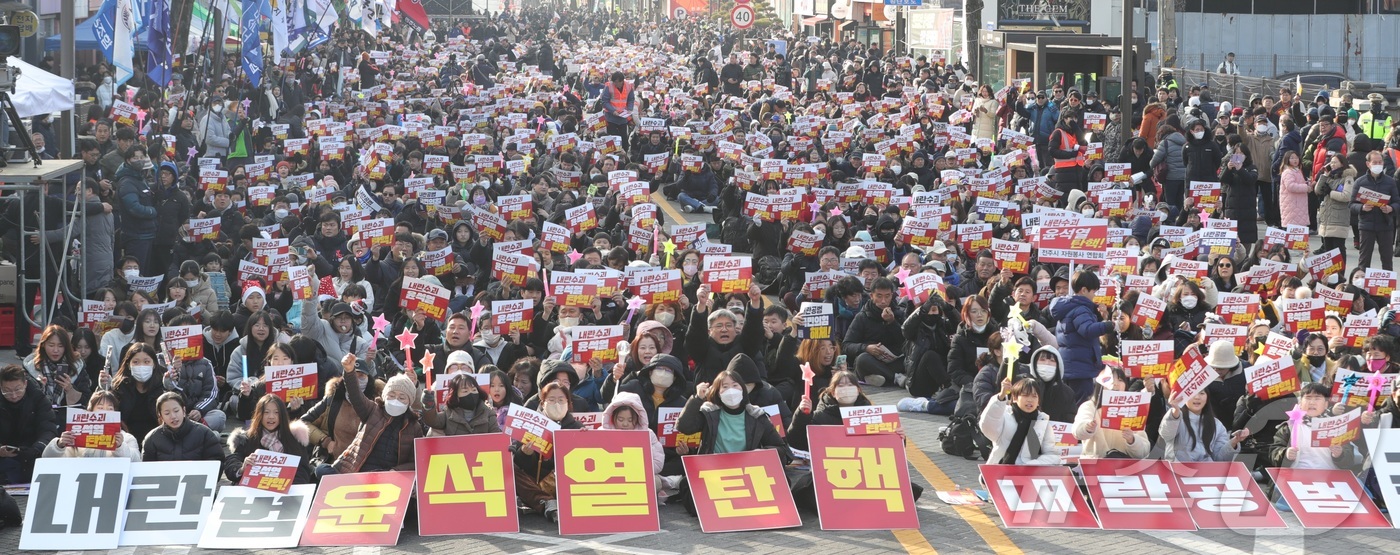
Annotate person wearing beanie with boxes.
[319,353,423,477]
[726,350,792,430]
[512,380,583,523]
[675,359,790,461]
[421,372,501,437]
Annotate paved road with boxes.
[2,197,1397,553]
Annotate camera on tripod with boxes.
[0,24,19,91]
[0,23,40,168]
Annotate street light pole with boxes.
[1118,0,1132,119]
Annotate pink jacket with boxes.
[1279,167,1311,228]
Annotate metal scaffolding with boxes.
[1,160,87,335]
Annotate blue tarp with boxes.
[46,17,148,52]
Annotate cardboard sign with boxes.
[1130,293,1167,332]
[422,247,455,277]
[1099,390,1151,431]
[492,250,536,288]
[196,485,316,549]
[120,461,221,546]
[160,325,203,362]
[682,450,802,533]
[1081,459,1195,531]
[702,255,753,294]
[1363,268,1398,298]
[570,325,625,364]
[1363,428,1400,525]
[550,271,601,308]
[490,299,534,335]
[553,430,660,535]
[1267,468,1390,529]
[1170,461,1286,529]
[1188,181,1222,210]
[1200,324,1248,352]
[189,216,221,240]
[399,277,450,321]
[1214,293,1261,326]
[1120,340,1173,379]
[66,410,121,451]
[1342,313,1379,349]
[1034,217,1108,264]
[19,458,132,549]
[626,267,683,304]
[657,407,700,450]
[979,464,1099,529]
[1315,284,1355,315]
[236,450,301,495]
[1308,408,1362,448]
[299,471,416,546]
[469,206,507,242]
[807,426,918,530]
[289,266,315,301]
[1332,367,1394,408]
[565,202,598,233]
[504,403,561,457]
[796,302,833,340]
[804,270,845,300]
[264,363,319,402]
[414,434,519,535]
[989,238,1031,273]
[1278,298,1325,334]
[1244,356,1301,401]
[1169,346,1219,407]
[570,412,605,430]
[1304,249,1345,283]
[838,405,901,436]
[1047,421,1082,463]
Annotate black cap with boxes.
[329,302,354,317]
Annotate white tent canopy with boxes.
[7,57,75,119]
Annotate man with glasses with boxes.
[688,284,766,386]
[0,365,56,485]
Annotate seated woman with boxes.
[421,372,502,436]
[487,368,525,430]
[1072,366,1150,459]
[318,353,424,477]
[513,382,584,522]
[1271,383,1359,471]
[141,392,224,462]
[236,342,307,423]
[788,370,869,452]
[980,377,1060,466]
[1161,389,1248,462]
[111,343,168,443]
[23,325,92,422]
[617,355,689,477]
[43,390,141,462]
[225,395,314,484]
[675,360,790,459]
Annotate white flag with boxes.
[269,0,289,63]
[113,0,140,86]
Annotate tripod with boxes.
[0,89,41,168]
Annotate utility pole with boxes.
[1159,0,1176,69]
[1118,0,1131,119]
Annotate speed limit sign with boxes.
[730,4,755,29]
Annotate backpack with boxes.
[939,413,980,460]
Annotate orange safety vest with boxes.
[1054,130,1081,169]
[606,81,633,114]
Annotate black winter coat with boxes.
[141,419,223,462]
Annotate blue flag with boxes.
[146,0,172,86]
[241,0,265,88]
[92,0,117,68]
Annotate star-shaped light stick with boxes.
[1341,372,1363,403]
[419,351,437,387]
[1003,340,1024,380]
[468,303,485,341]
[800,362,816,413]
[567,249,583,265]
[662,239,677,267]
[624,296,646,323]
[371,314,391,344]
[1367,373,1388,412]
[395,327,420,376]
[187,146,199,163]
[1285,407,1306,449]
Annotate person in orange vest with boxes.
[1048,110,1087,203]
[599,71,635,151]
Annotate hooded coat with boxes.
[601,392,665,475]
[420,383,503,437]
[979,394,1059,466]
[1051,295,1112,381]
[223,421,314,484]
[1315,167,1358,238]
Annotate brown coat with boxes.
[330,375,422,473]
[301,376,383,459]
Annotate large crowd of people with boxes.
[4,4,1400,531]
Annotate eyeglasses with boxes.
[1217,263,1232,269]
[709,322,736,331]
[967,307,988,316]
[1,386,25,398]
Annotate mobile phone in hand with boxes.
[835,355,847,368]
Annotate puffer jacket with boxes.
[947,322,996,388]
[186,273,221,312]
[162,357,220,417]
[979,395,1060,466]
[300,376,384,459]
[978,346,1080,423]
[600,392,664,475]
[140,419,223,462]
[842,298,907,359]
[223,421,314,483]
[1278,166,1311,229]
[116,164,157,239]
[1149,131,1187,180]
[675,395,790,462]
[330,370,424,474]
[1050,295,1112,381]
[1314,167,1358,238]
[1183,133,1224,182]
[786,390,871,451]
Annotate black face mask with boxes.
[118,317,135,334]
[450,392,479,410]
[1306,354,1327,368]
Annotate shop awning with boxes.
[801,15,828,25]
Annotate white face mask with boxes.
[1081,208,1095,216]
[124,269,140,280]
[835,385,859,404]
[971,322,987,333]
[1371,165,1385,175]
[481,330,501,345]
[651,369,674,388]
[1180,295,1198,309]
[1327,273,1340,285]
[558,317,579,329]
[185,279,199,288]
[211,104,224,113]
[131,365,154,381]
[1354,278,1366,289]
[890,165,902,174]
[1192,131,1205,139]
[274,208,289,219]
[1035,363,1057,382]
[719,387,744,408]
[544,401,568,420]
[384,399,409,417]
[1256,125,1269,134]
[654,312,675,326]
[683,263,698,276]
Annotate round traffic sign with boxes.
[730,5,755,29]
[12,10,37,38]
